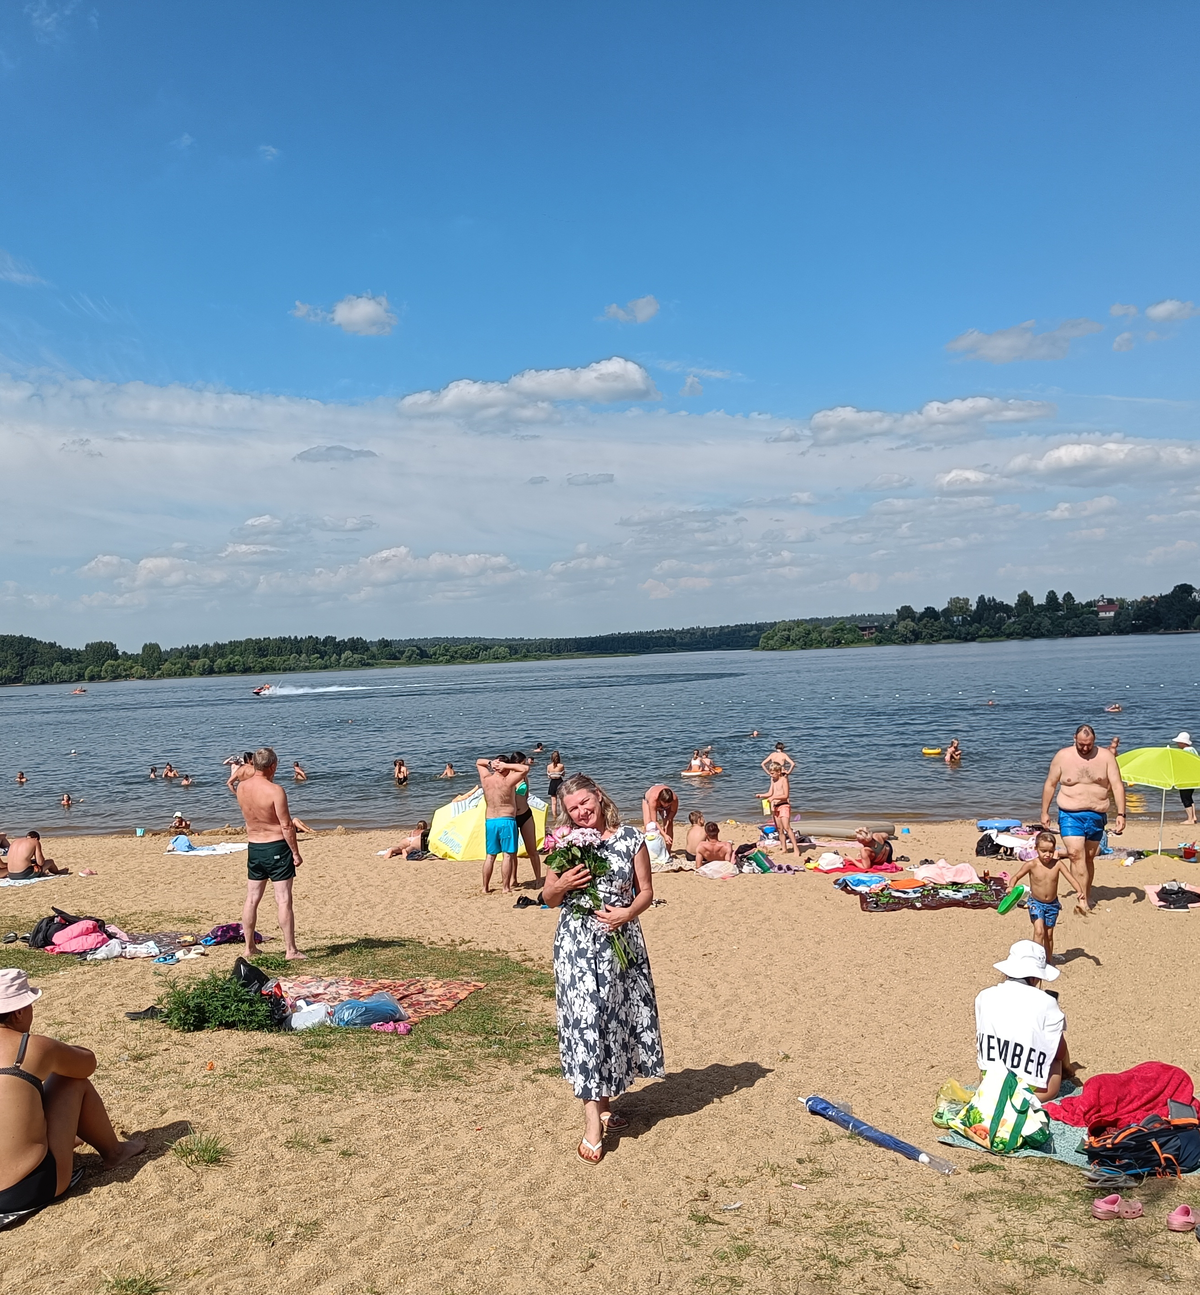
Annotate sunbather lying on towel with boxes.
[384,822,430,859]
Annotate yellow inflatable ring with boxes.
[922,747,943,756]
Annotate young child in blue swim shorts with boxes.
[1004,831,1078,966]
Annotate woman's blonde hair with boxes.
[556,773,621,830]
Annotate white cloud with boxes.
[566,473,614,487]
[1145,539,1198,565]
[1144,298,1198,323]
[171,133,195,151]
[527,475,549,485]
[219,543,284,558]
[602,294,659,324]
[933,468,1007,492]
[292,293,397,336]
[862,474,914,492]
[0,249,45,286]
[1112,331,1135,352]
[1043,496,1118,520]
[234,513,376,537]
[945,318,1103,363]
[399,356,658,418]
[808,396,1054,446]
[847,572,880,592]
[259,144,281,161]
[1007,439,1200,482]
[680,375,703,397]
[1110,303,1138,317]
[654,359,734,379]
[1070,527,1107,540]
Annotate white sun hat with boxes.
[0,968,43,1013]
[993,938,1059,982]
[1173,732,1192,746]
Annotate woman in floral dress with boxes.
[542,773,665,1164]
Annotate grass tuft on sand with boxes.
[99,1270,168,1295]
[171,1127,230,1167]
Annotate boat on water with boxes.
[70,687,87,695]
[252,684,274,696]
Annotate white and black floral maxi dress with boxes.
[553,824,666,1101]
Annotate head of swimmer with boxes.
[1074,724,1096,756]
[252,747,278,775]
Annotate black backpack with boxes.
[26,907,107,950]
[975,833,1002,858]
[1157,881,1195,910]
[1086,1101,1200,1178]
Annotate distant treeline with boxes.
[0,622,770,687]
[758,584,1200,651]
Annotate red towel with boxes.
[1044,1062,1197,1129]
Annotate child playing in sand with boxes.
[1004,830,1077,965]
[683,810,705,860]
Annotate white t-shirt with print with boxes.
[975,979,1065,1085]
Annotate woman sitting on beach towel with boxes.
[0,970,144,1218]
[855,828,893,869]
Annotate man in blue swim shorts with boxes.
[1041,724,1125,916]
[476,753,529,894]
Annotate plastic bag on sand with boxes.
[86,938,123,961]
[642,825,671,866]
[121,941,161,959]
[289,1002,334,1030]
[332,992,409,1028]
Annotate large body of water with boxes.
[1,636,1196,836]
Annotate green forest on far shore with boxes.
[1,583,1196,688]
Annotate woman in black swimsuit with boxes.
[546,750,565,818]
[0,970,144,1217]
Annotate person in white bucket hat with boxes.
[1172,732,1198,825]
[0,969,144,1218]
[974,941,1070,1100]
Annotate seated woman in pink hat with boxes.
[0,969,145,1217]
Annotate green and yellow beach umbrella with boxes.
[1117,746,1200,858]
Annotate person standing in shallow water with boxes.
[542,774,665,1165]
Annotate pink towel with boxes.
[912,861,981,885]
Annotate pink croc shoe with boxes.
[1092,1194,1124,1220]
[1167,1204,1196,1232]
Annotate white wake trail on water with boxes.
[264,684,374,694]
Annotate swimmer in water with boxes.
[149,766,157,780]
[163,764,178,780]
[1105,703,1122,713]
[15,772,26,785]
[226,752,254,793]
[944,738,962,766]
[438,763,456,778]
[292,761,308,783]
[393,758,409,785]
[60,794,72,808]
[180,774,192,787]
[688,749,703,772]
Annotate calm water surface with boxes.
[1,636,1196,836]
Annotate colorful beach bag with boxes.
[949,1066,1050,1153]
[1085,1102,1200,1178]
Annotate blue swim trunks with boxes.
[1057,809,1107,841]
[1027,896,1061,928]
[485,816,519,856]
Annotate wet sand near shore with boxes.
[2,816,1199,1294]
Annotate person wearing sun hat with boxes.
[974,940,1070,1101]
[1171,731,1198,825]
[0,969,145,1217]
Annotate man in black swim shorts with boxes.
[236,747,305,961]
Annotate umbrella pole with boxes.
[1159,787,1167,857]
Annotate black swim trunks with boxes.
[547,777,563,798]
[4,868,38,881]
[0,1147,57,1213]
[515,809,533,829]
[247,840,296,882]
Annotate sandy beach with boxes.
[2,814,1199,1293]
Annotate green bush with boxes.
[160,973,277,1032]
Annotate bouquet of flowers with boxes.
[544,827,637,971]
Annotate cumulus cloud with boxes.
[1043,496,1118,520]
[0,249,45,286]
[946,318,1103,363]
[807,396,1054,446]
[1146,539,1198,565]
[1007,439,1200,482]
[1110,303,1138,317]
[862,474,914,492]
[270,546,519,597]
[1144,298,1198,323]
[680,375,703,397]
[292,292,397,336]
[292,445,378,463]
[398,357,658,418]
[933,468,1008,492]
[1113,331,1135,352]
[566,473,614,486]
[602,294,659,324]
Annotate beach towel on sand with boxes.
[1044,1062,1198,1129]
[277,976,484,1023]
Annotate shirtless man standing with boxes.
[641,784,679,847]
[1041,724,1125,916]
[236,747,304,961]
[476,753,528,894]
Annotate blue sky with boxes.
[2,2,1199,645]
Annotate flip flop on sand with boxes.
[1166,1204,1195,1232]
[600,1112,629,1133]
[578,1137,604,1164]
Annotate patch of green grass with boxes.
[171,1128,230,1167]
[99,1270,168,1295]
[689,1212,727,1227]
[966,1159,1006,1173]
[284,1133,316,1152]
[160,973,276,1032]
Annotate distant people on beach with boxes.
[975,940,1070,1101]
[169,812,192,833]
[1005,831,1077,965]
[641,785,679,847]
[291,818,314,835]
[759,761,798,854]
[694,822,734,865]
[0,969,146,1214]
[683,810,706,861]
[393,758,409,785]
[944,739,962,766]
[1041,724,1125,915]
[292,762,307,783]
[236,747,304,962]
[509,753,543,886]
[438,763,456,778]
[854,827,892,869]
[1172,731,1197,825]
[546,751,565,817]
[15,773,26,785]
[384,821,430,859]
[541,773,663,1164]
[2,832,69,879]
[476,754,528,894]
